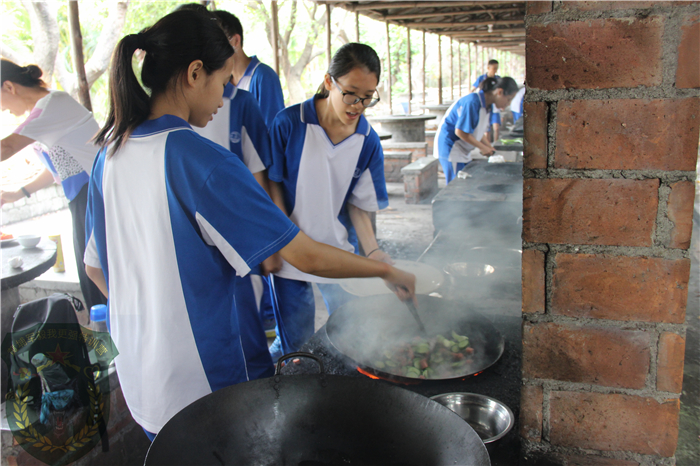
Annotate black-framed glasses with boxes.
[331,76,380,108]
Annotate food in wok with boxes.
[373,331,475,379]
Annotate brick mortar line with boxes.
[522,168,697,182]
[661,2,688,90]
[546,101,557,169]
[524,378,682,403]
[524,87,700,103]
[653,183,673,247]
[543,245,555,316]
[522,313,687,334]
[520,439,678,466]
[648,328,661,392]
[526,2,700,26]
[542,384,552,442]
[521,242,691,260]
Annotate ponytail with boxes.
[95,10,233,155]
[94,34,150,154]
[1,59,46,88]
[479,76,519,96]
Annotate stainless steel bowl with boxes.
[430,392,514,443]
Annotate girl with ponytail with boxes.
[436,76,519,183]
[84,12,415,440]
[1,58,107,310]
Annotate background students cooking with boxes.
[0,58,107,310]
[437,77,519,184]
[83,11,415,440]
[471,59,501,92]
[267,43,392,360]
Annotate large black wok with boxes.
[145,354,490,466]
[326,295,505,383]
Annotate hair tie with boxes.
[135,33,148,51]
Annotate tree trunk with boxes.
[85,1,128,87]
[68,1,92,111]
[21,0,59,84]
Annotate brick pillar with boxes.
[521,2,699,465]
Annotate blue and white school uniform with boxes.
[436,91,492,184]
[84,115,299,434]
[511,87,526,123]
[237,55,285,129]
[487,105,501,134]
[267,97,389,358]
[195,83,270,173]
[473,73,501,89]
[194,83,276,379]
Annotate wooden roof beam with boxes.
[412,18,523,28]
[348,1,521,11]
[384,7,522,20]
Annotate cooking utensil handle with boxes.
[275,352,325,376]
[405,300,428,334]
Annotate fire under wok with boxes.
[326,295,505,383]
[144,354,490,466]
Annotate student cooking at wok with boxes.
[83,11,416,440]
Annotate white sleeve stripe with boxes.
[245,223,299,267]
[195,212,251,277]
[84,232,101,268]
[240,126,266,174]
[347,169,380,212]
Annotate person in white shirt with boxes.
[0,58,106,309]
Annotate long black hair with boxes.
[316,43,381,98]
[478,76,519,95]
[1,59,46,88]
[94,10,233,154]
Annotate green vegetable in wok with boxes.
[370,332,475,380]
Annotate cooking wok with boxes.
[145,353,490,466]
[325,295,505,383]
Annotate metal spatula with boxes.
[404,299,427,335]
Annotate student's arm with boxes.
[481,132,494,150]
[492,123,500,142]
[252,171,271,195]
[456,129,495,156]
[268,180,289,216]
[1,133,35,161]
[85,265,109,298]
[347,204,393,264]
[280,230,415,302]
[0,168,55,205]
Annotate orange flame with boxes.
[356,366,381,380]
[356,366,422,385]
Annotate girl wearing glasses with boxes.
[267,43,390,359]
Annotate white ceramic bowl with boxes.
[17,235,41,248]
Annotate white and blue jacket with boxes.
[84,115,299,433]
[268,98,388,283]
[237,55,285,128]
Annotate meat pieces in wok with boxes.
[372,332,475,379]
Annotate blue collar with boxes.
[477,90,487,109]
[242,56,260,79]
[223,82,236,99]
[132,115,192,137]
[300,97,370,137]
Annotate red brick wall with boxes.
[521,1,699,464]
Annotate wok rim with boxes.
[325,295,506,383]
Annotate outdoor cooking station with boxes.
[283,160,524,465]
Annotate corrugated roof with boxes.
[327,1,526,54]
